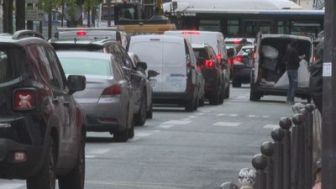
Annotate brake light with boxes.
[233,56,244,63]
[14,89,35,111]
[102,84,122,96]
[216,53,222,61]
[76,30,87,37]
[204,60,215,68]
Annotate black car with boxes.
[50,33,151,126]
[0,30,86,189]
[192,44,224,105]
[231,45,254,87]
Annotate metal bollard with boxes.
[252,154,267,189]
[291,113,305,189]
[279,117,292,189]
[304,104,315,189]
[271,128,284,189]
[261,141,274,189]
[238,168,256,189]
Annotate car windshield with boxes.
[238,47,253,56]
[58,57,112,76]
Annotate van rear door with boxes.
[162,38,187,93]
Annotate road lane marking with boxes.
[229,114,238,117]
[88,148,110,155]
[85,155,96,159]
[217,113,225,116]
[213,122,241,127]
[263,124,279,129]
[162,120,191,125]
[248,115,257,118]
[159,124,175,129]
[136,132,154,137]
[0,183,25,189]
[262,115,270,118]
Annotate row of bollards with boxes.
[222,103,316,189]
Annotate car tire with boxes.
[58,135,85,189]
[114,106,131,142]
[250,84,261,101]
[185,97,195,112]
[224,84,230,99]
[27,138,56,189]
[134,92,147,126]
[146,103,153,119]
[219,86,225,104]
[232,80,242,88]
[209,90,220,105]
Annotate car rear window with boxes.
[0,47,23,83]
[128,42,163,68]
[58,57,112,76]
[193,48,208,60]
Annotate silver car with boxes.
[56,51,134,142]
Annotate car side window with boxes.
[117,45,135,69]
[35,46,63,89]
[45,47,66,89]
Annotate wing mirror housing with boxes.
[148,70,159,79]
[67,75,86,94]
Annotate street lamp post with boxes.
[322,0,336,189]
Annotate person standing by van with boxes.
[283,40,300,104]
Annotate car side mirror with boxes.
[148,70,159,79]
[137,61,148,71]
[67,75,86,94]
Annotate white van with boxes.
[164,30,231,98]
[128,35,202,111]
[250,34,313,101]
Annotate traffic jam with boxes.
[0,0,321,188]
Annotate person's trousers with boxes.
[287,69,298,103]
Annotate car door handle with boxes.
[63,101,70,107]
[52,97,59,104]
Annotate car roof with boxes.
[191,43,210,48]
[130,34,185,43]
[260,34,312,42]
[56,51,112,60]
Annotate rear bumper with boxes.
[232,65,251,83]
[0,139,43,179]
[152,92,190,105]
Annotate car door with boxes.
[40,46,78,165]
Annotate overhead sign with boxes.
[26,9,44,21]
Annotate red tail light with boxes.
[233,56,244,63]
[204,60,215,68]
[102,84,122,96]
[216,53,222,61]
[76,30,87,37]
[14,89,35,111]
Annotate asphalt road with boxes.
[0,85,300,189]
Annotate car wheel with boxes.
[146,103,153,119]
[134,92,147,126]
[58,135,85,189]
[219,86,225,104]
[224,84,230,99]
[114,106,131,142]
[185,97,195,112]
[209,90,220,105]
[27,138,56,189]
[128,108,135,139]
[250,83,261,101]
[232,80,242,88]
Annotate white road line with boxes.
[0,183,25,189]
[217,113,225,116]
[263,124,279,129]
[159,124,175,129]
[162,120,191,125]
[85,155,96,159]
[187,115,196,119]
[135,132,154,138]
[262,115,270,118]
[195,113,205,116]
[213,122,241,127]
[229,114,238,117]
[88,148,110,155]
[248,115,257,118]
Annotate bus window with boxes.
[199,20,221,31]
[244,20,272,36]
[277,21,290,34]
[227,19,239,36]
[291,21,321,39]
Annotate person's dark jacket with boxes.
[309,39,324,112]
[283,45,300,70]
